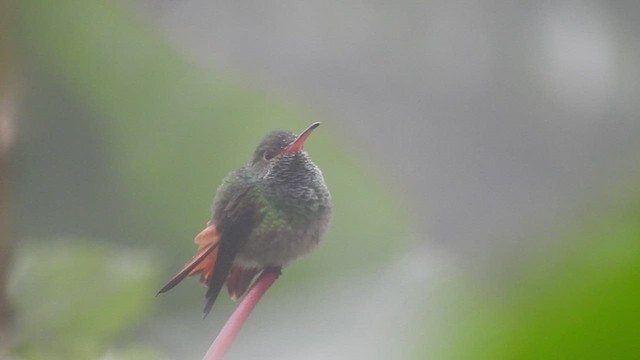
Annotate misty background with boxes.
[132,0,640,262]
[2,1,639,359]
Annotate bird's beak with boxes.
[284,122,320,153]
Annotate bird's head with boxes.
[250,122,320,178]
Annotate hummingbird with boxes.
[157,122,332,317]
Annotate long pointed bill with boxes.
[284,122,320,153]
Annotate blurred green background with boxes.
[1,1,639,359]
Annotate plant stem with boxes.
[203,269,280,360]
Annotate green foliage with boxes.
[414,195,640,359]
[9,239,159,360]
[505,220,640,359]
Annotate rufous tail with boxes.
[156,223,220,295]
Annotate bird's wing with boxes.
[157,170,261,318]
[202,181,259,317]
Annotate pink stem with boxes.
[203,270,279,360]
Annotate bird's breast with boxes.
[235,185,331,268]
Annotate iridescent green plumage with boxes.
[215,128,331,269]
[158,123,331,317]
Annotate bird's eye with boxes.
[263,151,275,161]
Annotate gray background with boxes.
[61,1,640,358]
[131,0,640,265]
